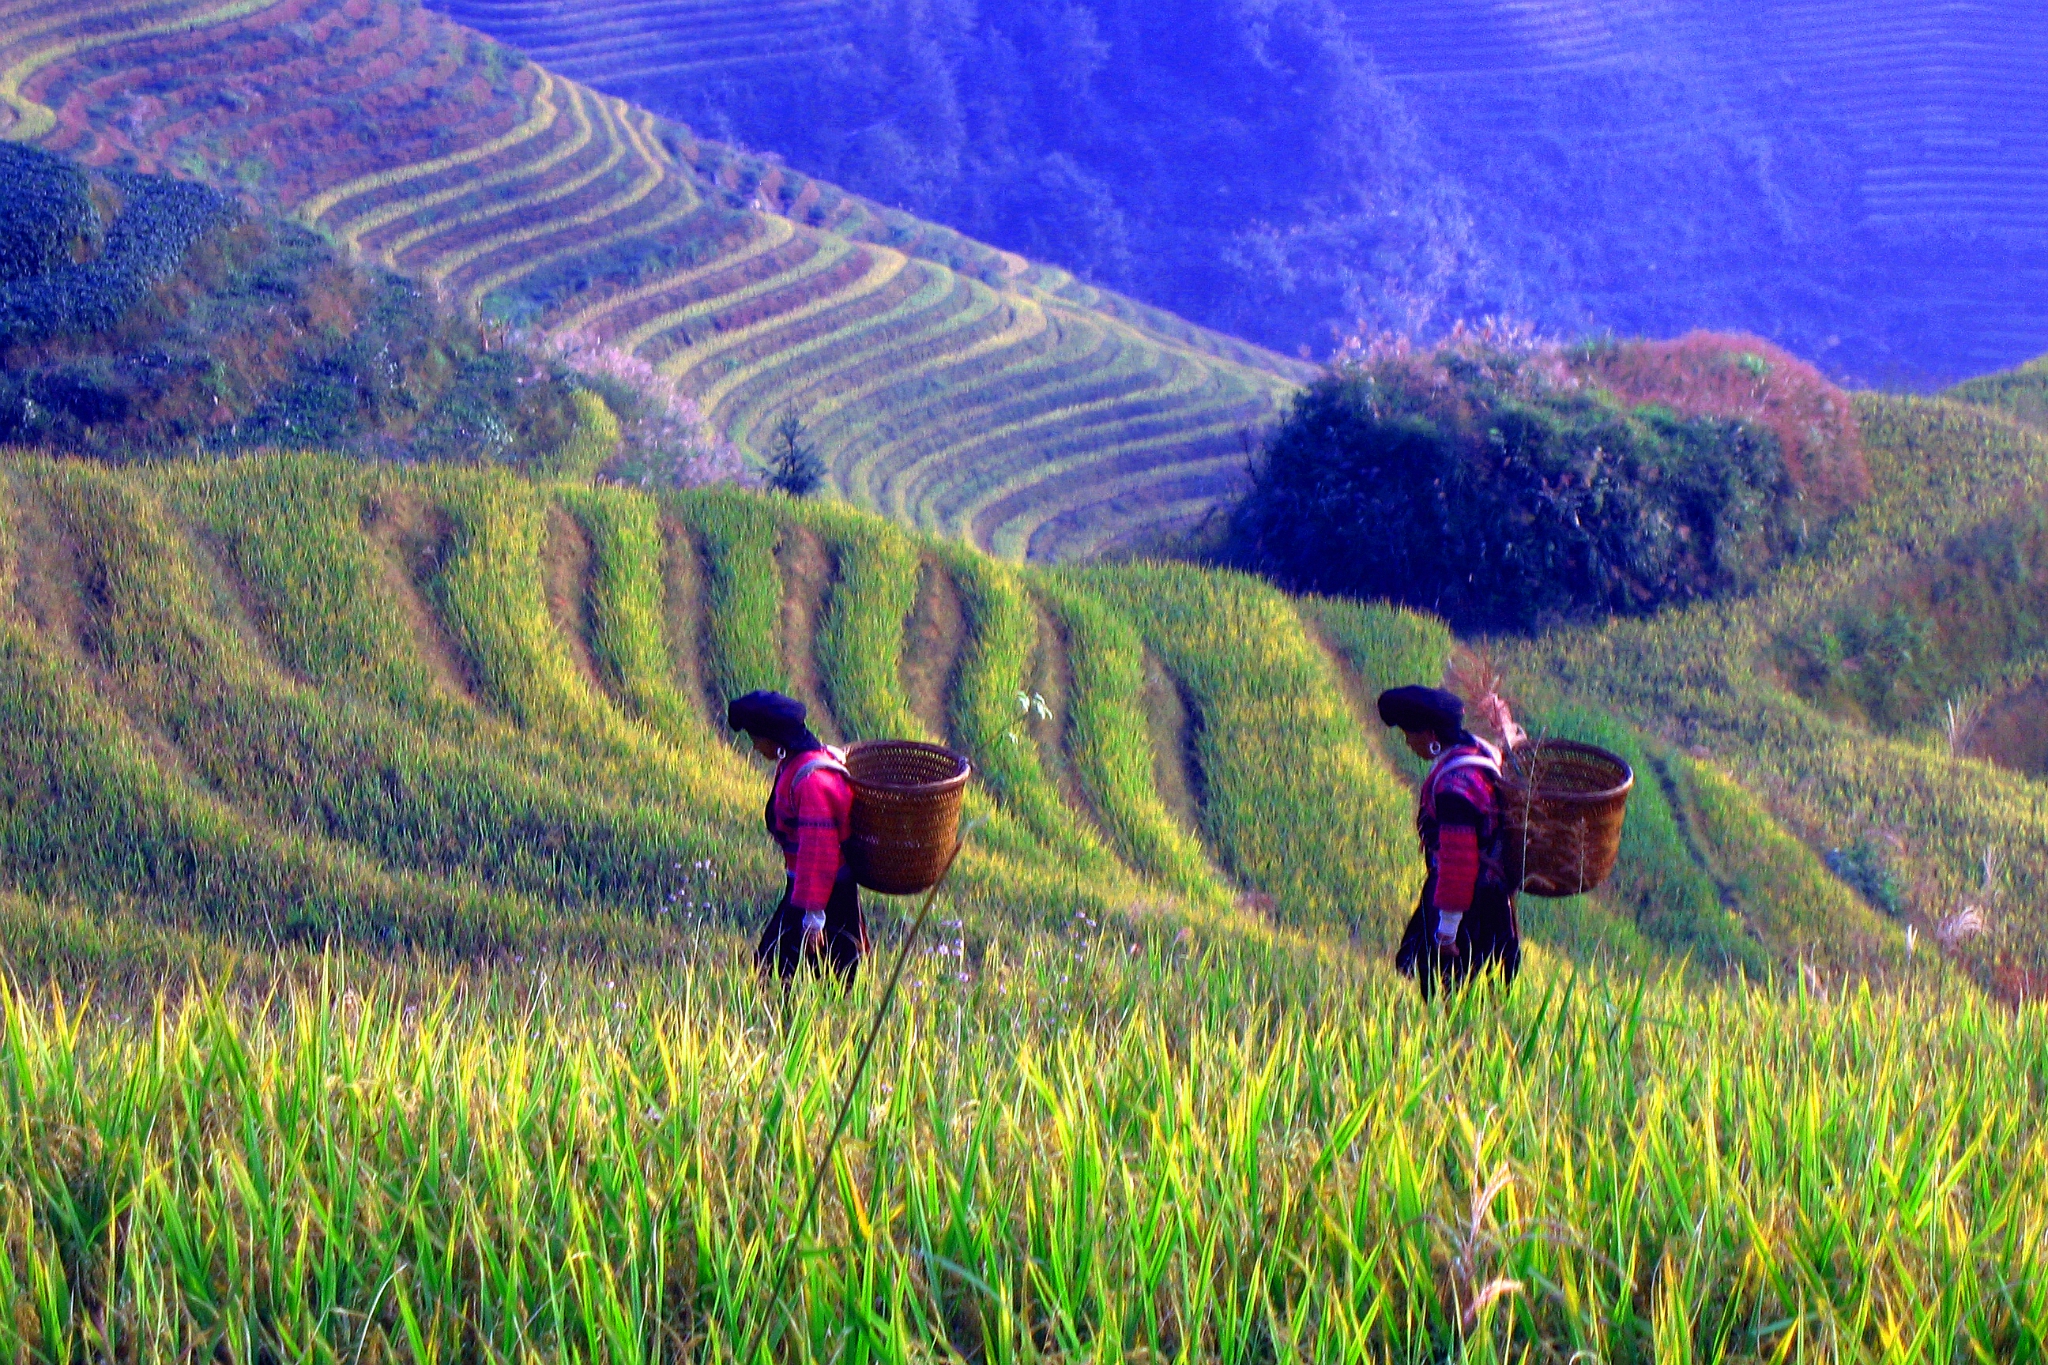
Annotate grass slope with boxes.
[0,444,1952,985]
[1950,350,2048,429]
[0,0,1310,559]
[1504,392,2048,997]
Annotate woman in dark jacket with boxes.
[1378,685,1521,998]
[727,690,868,980]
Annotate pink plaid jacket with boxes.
[768,749,854,922]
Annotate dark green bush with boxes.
[0,168,236,345]
[0,145,587,471]
[406,349,576,466]
[764,413,824,497]
[1223,350,1798,632]
[0,144,100,285]
[1826,838,1905,918]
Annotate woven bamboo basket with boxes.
[1497,740,1633,898]
[843,740,972,895]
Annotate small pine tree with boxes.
[766,412,825,498]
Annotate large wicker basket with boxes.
[843,740,972,895]
[1497,740,1633,898]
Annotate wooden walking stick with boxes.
[737,836,968,1364]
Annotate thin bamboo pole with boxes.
[739,839,966,1364]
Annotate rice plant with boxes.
[1075,560,1420,937]
[0,939,2042,1362]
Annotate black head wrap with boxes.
[1376,685,1468,744]
[726,689,823,754]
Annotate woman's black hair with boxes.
[726,689,824,754]
[1376,685,1467,745]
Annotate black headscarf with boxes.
[727,689,824,755]
[1376,685,1470,746]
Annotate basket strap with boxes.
[1435,754,1499,780]
[1424,752,1499,803]
[790,747,851,789]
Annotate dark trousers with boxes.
[755,872,866,981]
[1394,877,1520,1000]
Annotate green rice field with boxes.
[5,19,2048,1336]
[0,377,2041,1353]
[3,941,2044,1362]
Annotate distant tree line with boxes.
[624,0,1915,374]
[642,0,1480,359]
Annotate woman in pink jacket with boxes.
[1379,686,1521,999]
[728,690,868,980]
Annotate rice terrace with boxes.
[1,0,2047,1361]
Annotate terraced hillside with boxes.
[0,0,1307,560]
[1340,0,2048,379]
[429,0,851,91]
[457,0,2048,382]
[42,425,2048,999]
[0,451,1386,967]
[1507,385,2048,1000]
[1666,2,2048,240]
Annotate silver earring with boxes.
[1428,740,1442,756]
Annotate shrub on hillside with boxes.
[0,144,100,285]
[0,145,724,479]
[1224,331,1861,632]
[540,330,749,489]
[765,413,825,498]
[0,171,237,346]
[1573,331,1869,513]
[405,348,579,467]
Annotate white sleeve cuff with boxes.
[801,912,826,934]
[1435,911,1464,940]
